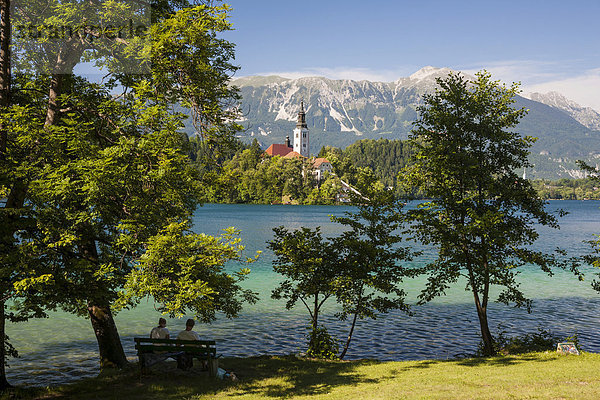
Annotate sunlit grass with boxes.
[5,352,600,399]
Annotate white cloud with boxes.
[460,60,566,85]
[459,60,600,112]
[523,70,600,112]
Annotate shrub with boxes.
[477,326,567,356]
[306,326,339,360]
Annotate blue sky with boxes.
[223,0,600,111]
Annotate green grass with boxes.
[5,352,600,399]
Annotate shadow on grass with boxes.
[221,355,384,398]
[4,353,569,399]
[455,352,556,367]
[17,356,390,400]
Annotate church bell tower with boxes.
[293,101,309,157]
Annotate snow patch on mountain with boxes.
[275,103,296,122]
[329,108,344,123]
[373,116,384,131]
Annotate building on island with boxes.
[313,157,333,181]
[265,136,293,157]
[284,151,304,159]
[293,101,310,157]
[264,101,332,182]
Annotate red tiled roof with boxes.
[313,157,331,168]
[283,151,304,159]
[265,144,293,157]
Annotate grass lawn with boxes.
[5,352,600,399]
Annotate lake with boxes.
[6,201,600,386]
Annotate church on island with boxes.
[265,101,333,181]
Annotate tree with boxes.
[117,223,259,321]
[331,173,415,359]
[577,161,600,289]
[268,171,414,360]
[401,71,580,356]
[0,1,246,377]
[2,0,153,375]
[268,227,339,358]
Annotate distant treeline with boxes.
[318,138,413,194]
[187,136,598,202]
[531,179,600,200]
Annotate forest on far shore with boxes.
[188,137,600,203]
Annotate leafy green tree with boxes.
[577,161,600,289]
[0,74,58,388]
[1,1,246,377]
[268,227,340,357]
[118,223,258,321]
[331,174,415,359]
[401,71,579,356]
[3,78,203,368]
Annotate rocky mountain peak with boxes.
[409,66,450,81]
[527,91,600,131]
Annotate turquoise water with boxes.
[6,201,600,386]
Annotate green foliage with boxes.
[269,227,338,310]
[477,327,559,356]
[118,222,259,322]
[3,78,201,317]
[306,326,339,360]
[201,151,335,204]
[331,174,416,358]
[268,227,339,354]
[563,333,580,350]
[1,1,249,371]
[147,3,242,143]
[530,178,600,200]
[196,138,420,205]
[401,71,581,356]
[586,235,600,291]
[269,175,415,359]
[578,162,600,292]
[339,139,413,194]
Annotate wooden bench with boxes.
[134,338,219,376]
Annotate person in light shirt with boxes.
[176,318,203,369]
[150,317,170,339]
[177,318,201,341]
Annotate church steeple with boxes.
[293,100,310,157]
[296,100,307,129]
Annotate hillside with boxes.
[231,67,600,179]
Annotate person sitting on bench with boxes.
[177,318,201,341]
[150,318,170,339]
[176,319,203,369]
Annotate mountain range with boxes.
[230,66,600,179]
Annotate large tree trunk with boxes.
[307,295,319,354]
[87,302,128,369]
[45,74,63,126]
[82,239,128,369]
[0,0,14,388]
[0,302,11,389]
[312,294,319,333]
